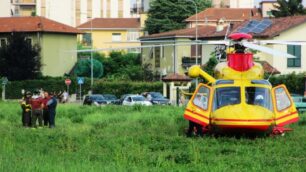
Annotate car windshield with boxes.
[245,87,272,111]
[132,96,146,101]
[103,94,117,100]
[91,95,105,101]
[214,87,241,110]
[150,92,164,99]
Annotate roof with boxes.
[258,61,280,74]
[185,8,261,22]
[78,18,140,30]
[0,16,82,34]
[162,73,192,82]
[233,15,306,38]
[142,16,306,40]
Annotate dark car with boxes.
[101,94,118,104]
[83,94,107,105]
[143,92,170,105]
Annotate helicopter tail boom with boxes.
[188,65,216,84]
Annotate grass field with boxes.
[0,101,305,172]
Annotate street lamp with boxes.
[90,18,93,90]
[186,0,198,86]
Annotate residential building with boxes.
[1,0,150,27]
[77,16,146,55]
[0,16,81,76]
[140,16,306,75]
[260,0,278,17]
[185,8,261,28]
[212,0,255,8]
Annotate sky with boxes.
[255,0,306,7]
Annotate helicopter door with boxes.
[272,85,299,127]
[184,84,212,126]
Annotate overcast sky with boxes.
[255,0,306,7]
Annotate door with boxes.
[272,85,299,127]
[184,84,213,126]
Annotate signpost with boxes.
[2,77,8,101]
[65,78,71,94]
[77,77,84,104]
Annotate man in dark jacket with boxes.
[47,92,58,128]
[20,91,32,127]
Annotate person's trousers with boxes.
[32,109,43,127]
[49,110,56,127]
[43,109,50,126]
[22,111,31,127]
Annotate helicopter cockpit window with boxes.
[245,87,272,111]
[192,86,210,110]
[214,87,241,110]
[275,87,291,111]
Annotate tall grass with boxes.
[0,101,305,171]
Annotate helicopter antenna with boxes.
[266,67,275,81]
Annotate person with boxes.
[30,90,44,128]
[62,91,68,103]
[42,91,51,127]
[193,94,207,109]
[254,94,264,106]
[47,92,58,128]
[20,91,32,127]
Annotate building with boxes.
[185,8,261,28]
[0,16,81,76]
[260,0,278,17]
[1,0,150,27]
[77,16,146,55]
[140,16,306,75]
[212,0,255,8]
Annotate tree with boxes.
[145,0,211,34]
[271,0,306,17]
[73,59,103,78]
[0,33,41,81]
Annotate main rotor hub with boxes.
[228,33,252,41]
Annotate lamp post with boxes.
[186,0,198,86]
[90,18,93,90]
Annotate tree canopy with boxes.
[0,33,41,81]
[271,0,306,17]
[145,0,211,34]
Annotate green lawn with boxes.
[0,101,305,172]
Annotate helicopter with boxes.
[183,32,301,136]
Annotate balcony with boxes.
[182,56,202,68]
[13,0,36,6]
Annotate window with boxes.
[191,44,202,57]
[287,45,301,67]
[127,30,140,41]
[266,11,272,16]
[214,87,240,110]
[82,33,92,46]
[155,46,161,68]
[0,38,7,47]
[192,85,210,110]
[25,38,32,46]
[112,33,121,42]
[274,87,291,111]
[245,87,272,111]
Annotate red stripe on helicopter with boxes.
[184,114,208,126]
[275,111,298,121]
[216,125,269,131]
[276,117,299,127]
[211,118,273,122]
[185,109,209,120]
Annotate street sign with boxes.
[77,77,84,85]
[65,79,71,86]
[2,77,8,85]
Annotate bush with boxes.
[269,72,305,95]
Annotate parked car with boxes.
[101,94,118,104]
[122,95,152,106]
[143,92,170,105]
[291,94,306,113]
[83,94,107,105]
[115,94,132,105]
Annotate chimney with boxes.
[216,18,225,32]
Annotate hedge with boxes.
[0,77,162,99]
[269,72,305,95]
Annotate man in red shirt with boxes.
[42,91,51,127]
[30,90,44,128]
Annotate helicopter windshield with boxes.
[245,87,272,111]
[214,87,241,110]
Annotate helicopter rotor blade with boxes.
[257,40,306,46]
[242,41,295,58]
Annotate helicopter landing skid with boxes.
[271,126,293,135]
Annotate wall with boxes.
[261,2,277,17]
[0,0,11,17]
[41,33,78,76]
